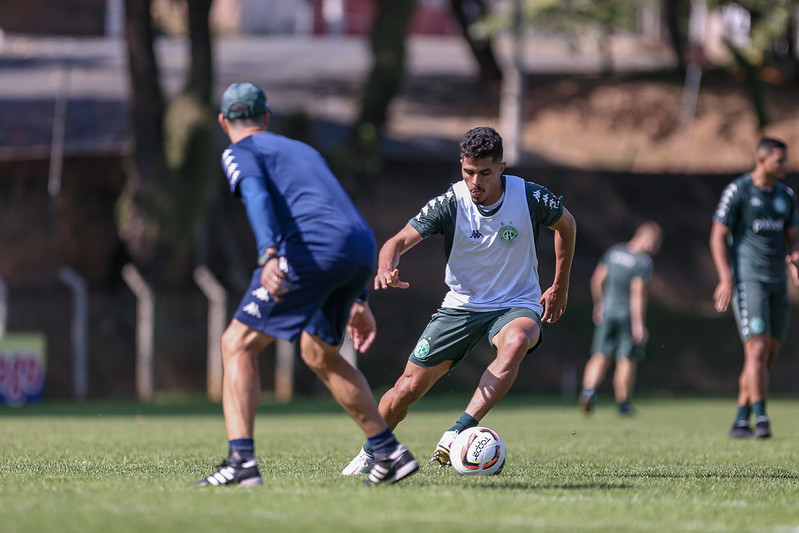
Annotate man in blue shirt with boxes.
[194,82,418,486]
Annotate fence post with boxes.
[58,266,88,400]
[193,266,226,402]
[275,339,295,402]
[122,264,154,402]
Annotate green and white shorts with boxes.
[408,307,543,368]
[731,280,791,343]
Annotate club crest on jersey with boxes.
[498,225,519,244]
[773,197,789,215]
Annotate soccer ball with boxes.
[449,426,506,476]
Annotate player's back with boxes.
[225,131,375,267]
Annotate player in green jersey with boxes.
[579,222,662,416]
[710,138,799,439]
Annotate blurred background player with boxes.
[193,82,418,486]
[710,137,799,439]
[342,126,576,475]
[579,221,662,416]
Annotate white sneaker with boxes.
[341,447,374,476]
[430,430,458,467]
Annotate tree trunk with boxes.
[119,0,166,271]
[185,0,213,103]
[345,0,417,193]
[664,0,687,75]
[449,0,502,88]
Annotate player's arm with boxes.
[374,223,424,290]
[590,262,608,326]
[785,225,799,287]
[540,206,576,324]
[630,276,649,344]
[236,176,289,300]
[709,220,733,312]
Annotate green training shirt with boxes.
[598,243,653,317]
[713,173,799,283]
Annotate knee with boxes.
[221,327,244,360]
[391,376,426,405]
[497,329,536,362]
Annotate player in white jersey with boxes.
[343,127,576,475]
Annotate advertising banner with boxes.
[0,333,47,407]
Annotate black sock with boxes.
[449,412,479,433]
[367,427,398,459]
[229,438,255,460]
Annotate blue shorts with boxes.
[233,257,374,347]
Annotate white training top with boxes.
[443,176,543,313]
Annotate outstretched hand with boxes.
[540,284,568,324]
[347,301,377,353]
[374,268,410,291]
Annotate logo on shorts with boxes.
[252,287,270,302]
[748,316,765,335]
[242,302,262,319]
[413,338,431,358]
[498,224,519,244]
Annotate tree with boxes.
[119,0,216,283]
[342,0,417,194]
[449,0,503,87]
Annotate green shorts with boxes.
[408,307,543,368]
[731,280,791,343]
[590,313,645,361]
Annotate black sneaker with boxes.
[754,419,772,439]
[192,452,264,487]
[364,443,419,485]
[618,403,635,417]
[728,423,754,439]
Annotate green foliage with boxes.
[477,0,643,44]
[2,397,799,532]
[706,0,796,65]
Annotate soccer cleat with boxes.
[754,418,772,439]
[579,389,596,414]
[618,403,634,417]
[430,430,458,467]
[364,443,419,485]
[341,447,374,476]
[728,423,754,439]
[192,452,264,487]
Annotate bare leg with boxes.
[299,331,387,437]
[378,360,452,428]
[221,319,273,440]
[463,317,540,420]
[582,353,612,391]
[613,357,637,404]
[741,334,770,405]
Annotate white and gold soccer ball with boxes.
[449,426,506,476]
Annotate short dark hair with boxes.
[757,137,787,154]
[460,127,503,162]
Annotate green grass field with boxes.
[2,395,799,532]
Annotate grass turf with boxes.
[2,395,798,532]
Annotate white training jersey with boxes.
[443,176,542,312]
